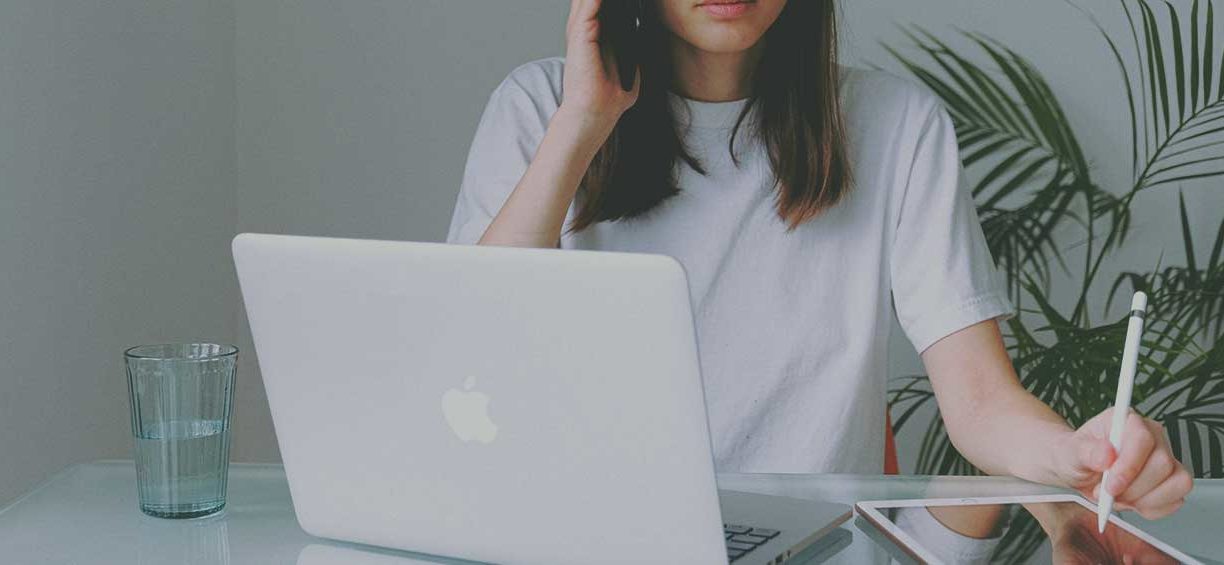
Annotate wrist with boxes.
[1020,426,1079,486]
[551,105,619,150]
[985,413,1073,484]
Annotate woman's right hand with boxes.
[559,0,641,136]
[475,0,639,248]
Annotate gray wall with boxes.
[232,0,568,461]
[233,0,1224,472]
[3,0,1220,506]
[0,0,237,504]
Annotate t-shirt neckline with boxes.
[668,92,753,130]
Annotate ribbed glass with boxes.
[125,343,238,519]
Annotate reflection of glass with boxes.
[125,343,238,518]
[137,513,231,565]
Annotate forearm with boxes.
[478,109,612,248]
[926,322,1193,516]
[942,380,1075,483]
[923,321,1076,483]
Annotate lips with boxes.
[697,0,755,18]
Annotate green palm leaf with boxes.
[886,4,1224,561]
[1152,336,1224,477]
[1104,0,1224,192]
[886,28,1125,302]
[1111,193,1224,341]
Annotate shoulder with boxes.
[839,65,948,133]
[474,57,564,135]
[494,56,565,108]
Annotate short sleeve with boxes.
[894,507,1002,563]
[890,104,1014,353]
[446,64,557,244]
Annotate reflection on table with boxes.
[1,461,1219,565]
[885,500,1196,564]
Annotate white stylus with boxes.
[1098,291,1148,533]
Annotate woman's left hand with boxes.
[1053,408,1194,520]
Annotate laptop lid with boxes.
[233,234,727,565]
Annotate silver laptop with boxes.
[233,233,851,565]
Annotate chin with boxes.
[685,27,762,53]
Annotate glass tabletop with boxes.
[1,461,1219,564]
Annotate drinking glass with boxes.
[125,343,238,518]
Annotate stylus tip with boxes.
[1097,512,1107,533]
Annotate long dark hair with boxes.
[571,0,851,232]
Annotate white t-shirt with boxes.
[447,57,1012,474]
[894,507,1003,563]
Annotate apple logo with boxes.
[442,376,499,444]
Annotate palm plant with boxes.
[885,1,1224,560]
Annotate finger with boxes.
[577,0,601,25]
[568,0,600,37]
[1076,435,1116,474]
[567,0,582,32]
[1082,406,1116,438]
[1105,411,1158,498]
[1131,468,1193,519]
[1117,420,1176,503]
[1134,497,1185,521]
[568,1,602,49]
[627,65,642,103]
[1064,433,1115,488]
[600,39,619,85]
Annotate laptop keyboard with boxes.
[723,524,780,562]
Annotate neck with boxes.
[668,39,763,102]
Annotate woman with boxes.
[447,0,1192,520]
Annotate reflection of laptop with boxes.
[234,233,851,565]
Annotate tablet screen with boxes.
[872,501,1187,564]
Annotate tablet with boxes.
[855,494,1203,564]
